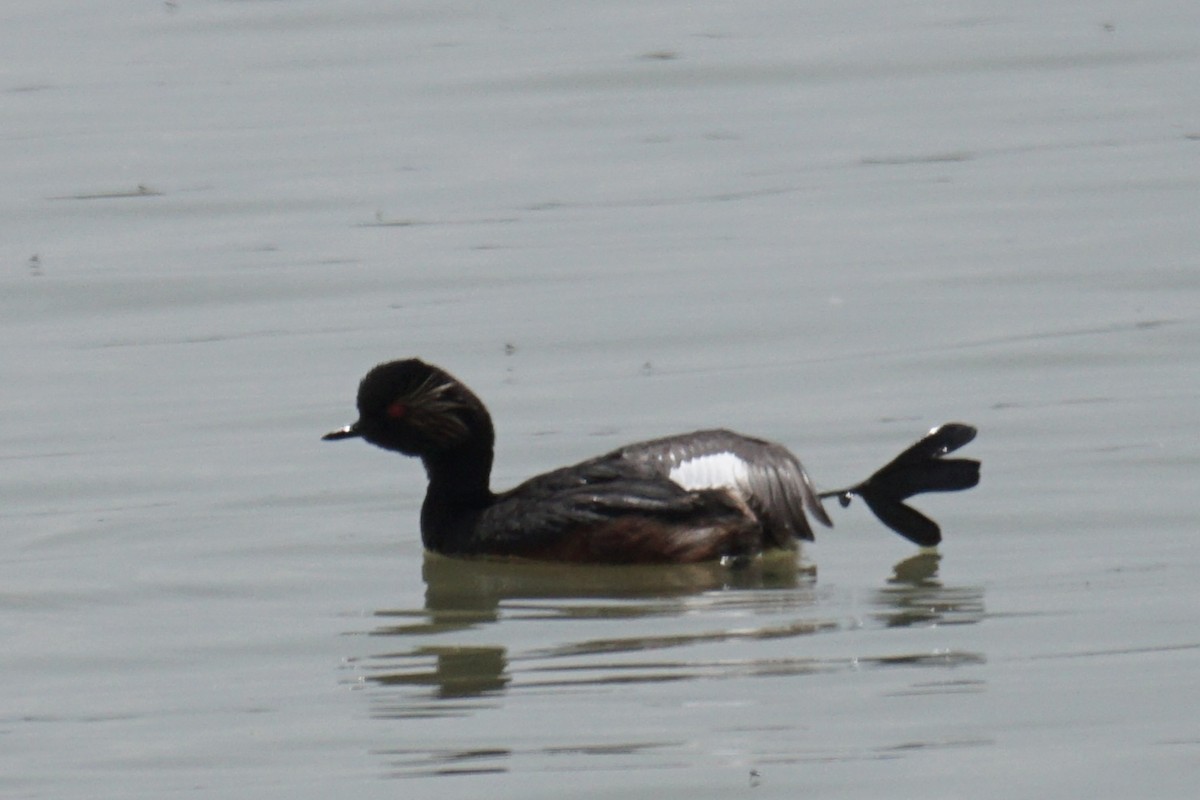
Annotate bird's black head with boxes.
[323,359,493,458]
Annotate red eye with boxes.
[386,401,408,419]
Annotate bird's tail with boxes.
[820,423,980,547]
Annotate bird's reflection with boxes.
[353,550,984,713]
[368,645,510,700]
[368,551,814,636]
[872,551,985,629]
[425,550,811,616]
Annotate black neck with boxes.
[418,441,496,553]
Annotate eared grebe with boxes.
[323,359,980,563]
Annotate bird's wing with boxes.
[476,454,753,557]
[614,429,832,544]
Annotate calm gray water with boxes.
[3,2,1198,798]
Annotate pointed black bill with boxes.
[322,422,361,441]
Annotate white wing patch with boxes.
[668,452,750,493]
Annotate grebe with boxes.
[323,359,979,563]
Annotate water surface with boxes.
[2,2,1198,798]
